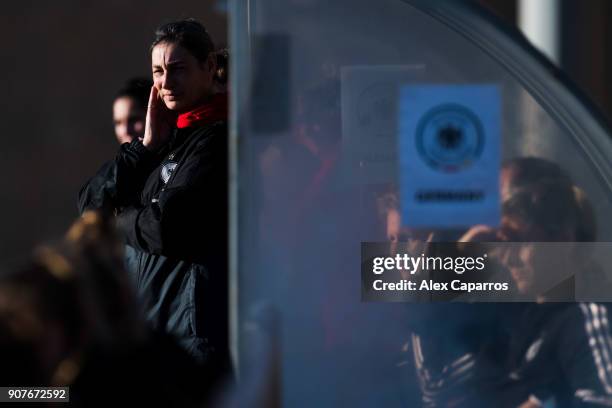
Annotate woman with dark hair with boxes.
[78,77,152,213]
[112,78,152,145]
[78,18,231,390]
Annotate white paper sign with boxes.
[341,65,425,184]
[398,85,501,228]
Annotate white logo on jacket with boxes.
[525,337,544,362]
[161,162,178,184]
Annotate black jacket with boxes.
[501,303,612,407]
[78,121,228,373]
[408,303,612,407]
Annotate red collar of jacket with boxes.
[176,92,228,129]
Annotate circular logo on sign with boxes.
[161,162,178,184]
[415,104,484,173]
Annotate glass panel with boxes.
[231,0,612,405]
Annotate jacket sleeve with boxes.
[77,140,161,214]
[557,303,612,407]
[115,130,227,262]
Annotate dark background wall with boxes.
[1,1,610,270]
[0,1,227,270]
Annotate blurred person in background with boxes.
[78,77,152,214]
[112,77,152,145]
[461,157,606,300]
[400,157,612,407]
[79,78,152,280]
[453,157,612,407]
[77,18,231,391]
[493,177,612,407]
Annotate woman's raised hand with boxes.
[143,86,176,151]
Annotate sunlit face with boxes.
[151,41,215,113]
[112,96,145,144]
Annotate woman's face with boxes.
[498,215,574,296]
[151,41,215,113]
[112,96,145,144]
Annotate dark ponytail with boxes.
[214,48,229,85]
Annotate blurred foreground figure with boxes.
[0,211,218,407]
